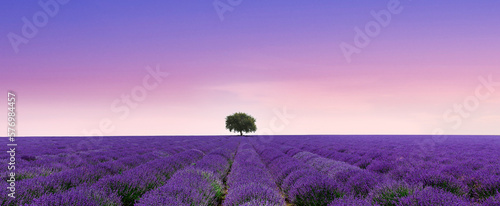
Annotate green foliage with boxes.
[294,187,343,206]
[225,112,257,136]
[200,171,223,206]
[372,182,414,206]
[211,181,223,203]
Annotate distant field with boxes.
[2,135,499,206]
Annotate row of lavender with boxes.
[27,149,206,205]
[223,142,285,205]
[137,140,239,205]
[275,142,471,205]
[136,138,337,206]
[1,137,189,181]
[1,136,229,205]
[267,135,500,205]
[254,144,341,205]
[3,145,159,182]
[26,137,234,206]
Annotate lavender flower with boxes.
[398,187,470,206]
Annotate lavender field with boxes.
[2,135,500,206]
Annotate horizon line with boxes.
[8,134,500,138]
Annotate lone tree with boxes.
[225,112,257,136]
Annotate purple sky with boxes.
[1,0,499,136]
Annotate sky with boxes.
[1,0,499,136]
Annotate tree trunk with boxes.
[240,131,243,136]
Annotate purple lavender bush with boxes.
[328,196,372,206]
[258,147,343,205]
[398,187,470,206]
[138,168,223,206]
[482,193,500,206]
[27,184,122,206]
[464,173,500,200]
[138,142,237,206]
[369,181,417,206]
[90,149,205,205]
[408,170,468,196]
[223,144,285,206]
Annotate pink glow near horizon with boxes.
[1,1,499,136]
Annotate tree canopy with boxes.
[225,112,257,136]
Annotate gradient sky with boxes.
[1,0,499,136]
